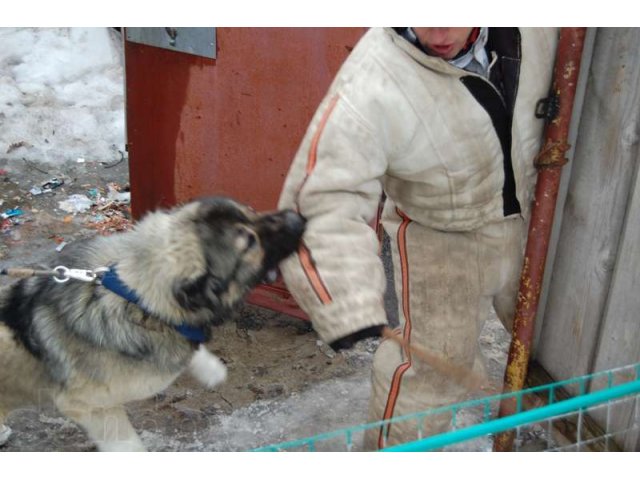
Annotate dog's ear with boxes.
[173,274,226,313]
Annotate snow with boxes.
[0,28,125,165]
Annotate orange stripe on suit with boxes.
[377,209,412,449]
[293,95,340,305]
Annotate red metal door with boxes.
[124,27,366,318]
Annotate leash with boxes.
[1,266,107,282]
[381,326,497,393]
[1,265,207,344]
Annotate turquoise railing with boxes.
[253,363,640,452]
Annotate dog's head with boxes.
[109,196,304,328]
[168,197,305,322]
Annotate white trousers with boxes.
[365,207,526,450]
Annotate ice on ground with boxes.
[140,374,372,452]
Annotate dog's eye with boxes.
[245,231,257,250]
[235,226,258,252]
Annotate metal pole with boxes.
[493,27,588,452]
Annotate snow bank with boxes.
[0,28,125,165]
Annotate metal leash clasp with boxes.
[53,266,108,284]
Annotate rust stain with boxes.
[563,60,576,80]
[505,339,529,385]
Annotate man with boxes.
[278,27,558,449]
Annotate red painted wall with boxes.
[125,27,366,217]
[124,28,367,318]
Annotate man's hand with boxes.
[329,325,385,351]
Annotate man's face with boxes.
[411,28,475,60]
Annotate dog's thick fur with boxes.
[0,197,305,451]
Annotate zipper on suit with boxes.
[458,35,523,217]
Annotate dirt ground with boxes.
[0,156,512,452]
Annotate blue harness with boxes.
[100,266,207,344]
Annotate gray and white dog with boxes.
[0,197,305,451]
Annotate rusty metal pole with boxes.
[493,27,587,452]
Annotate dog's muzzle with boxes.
[258,210,306,282]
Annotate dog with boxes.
[0,197,305,451]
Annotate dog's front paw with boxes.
[189,345,228,389]
[0,424,12,447]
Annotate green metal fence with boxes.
[253,363,640,452]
